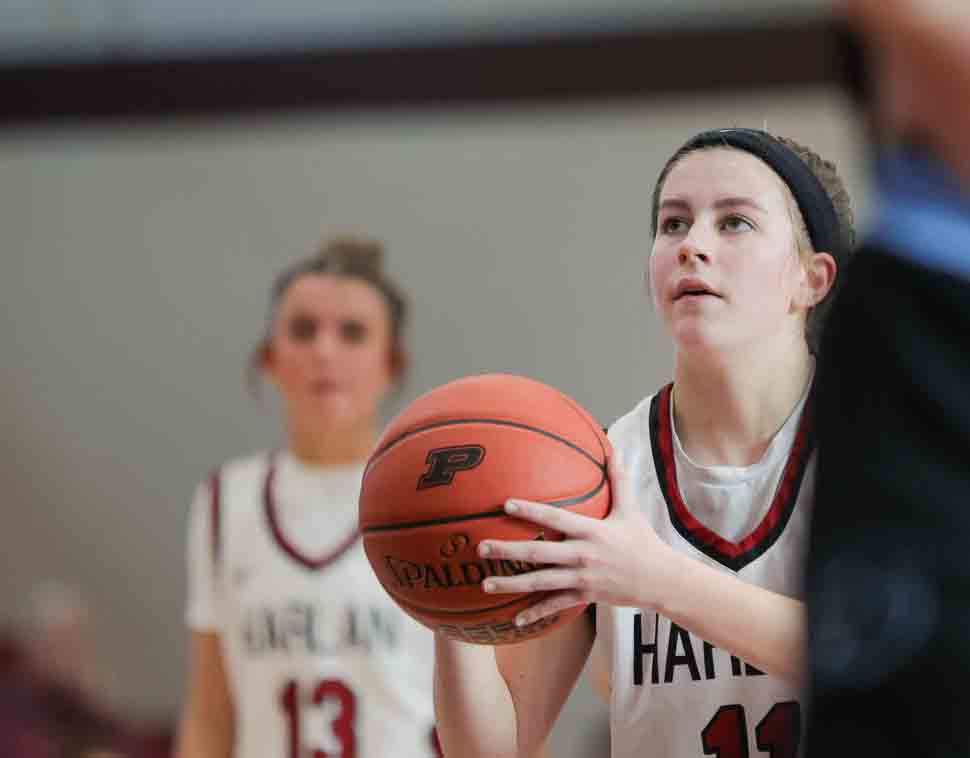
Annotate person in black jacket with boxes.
[807,2,970,755]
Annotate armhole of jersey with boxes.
[591,424,607,639]
[207,468,222,576]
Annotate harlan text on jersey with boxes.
[241,602,401,656]
[633,612,766,685]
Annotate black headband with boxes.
[674,128,847,257]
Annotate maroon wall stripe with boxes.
[0,20,846,125]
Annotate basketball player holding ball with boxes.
[434,130,857,757]
[175,238,439,758]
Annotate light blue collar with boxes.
[868,149,970,282]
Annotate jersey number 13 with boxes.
[280,678,356,758]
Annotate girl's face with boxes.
[650,147,815,355]
[263,273,397,431]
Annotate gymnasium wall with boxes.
[0,87,867,752]
[1,0,828,62]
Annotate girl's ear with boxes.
[798,251,838,308]
[389,347,409,384]
[259,342,277,382]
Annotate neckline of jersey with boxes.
[649,383,816,572]
[263,451,361,571]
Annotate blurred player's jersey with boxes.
[186,451,438,758]
[600,380,814,758]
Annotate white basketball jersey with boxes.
[185,451,438,758]
[599,383,815,758]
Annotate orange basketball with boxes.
[359,374,612,645]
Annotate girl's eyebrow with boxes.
[659,196,767,214]
[658,198,691,213]
[712,196,767,213]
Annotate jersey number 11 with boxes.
[702,701,801,758]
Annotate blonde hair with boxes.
[248,236,409,391]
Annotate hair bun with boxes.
[318,236,384,273]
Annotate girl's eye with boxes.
[721,215,754,232]
[340,320,368,344]
[660,217,688,235]
[289,317,316,341]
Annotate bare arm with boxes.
[175,631,235,758]
[492,507,804,684]
[434,614,594,758]
[587,635,611,703]
[480,460,805,686]
[651,549,805,683]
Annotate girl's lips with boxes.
[673,278,722,301]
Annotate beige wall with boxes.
[0,87,867,752]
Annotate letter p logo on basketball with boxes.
[417,445,485,489]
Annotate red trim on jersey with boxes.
[650,383,815,571]
[263,452,361,571]
[207,468,222,570]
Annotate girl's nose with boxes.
[678,243,710,266]
[313,329,339,360]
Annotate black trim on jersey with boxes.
[649,384,815,572]
[263,452,361,572]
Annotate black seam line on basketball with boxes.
[387,585,546,617]
[361,473,607,534]
[368,418,606,472]
[557,392,611,468]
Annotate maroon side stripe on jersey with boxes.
[208,468,222,572]
[263,452,361,572]
[649,383,815,572]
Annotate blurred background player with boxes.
[434,128,855,757]
[807,1,970,755]
[175,237,439,758]
[0,581,129,758]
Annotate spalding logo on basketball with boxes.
[359,374,612,646]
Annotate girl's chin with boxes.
[300,395,362,423]
[671,324,729,352]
